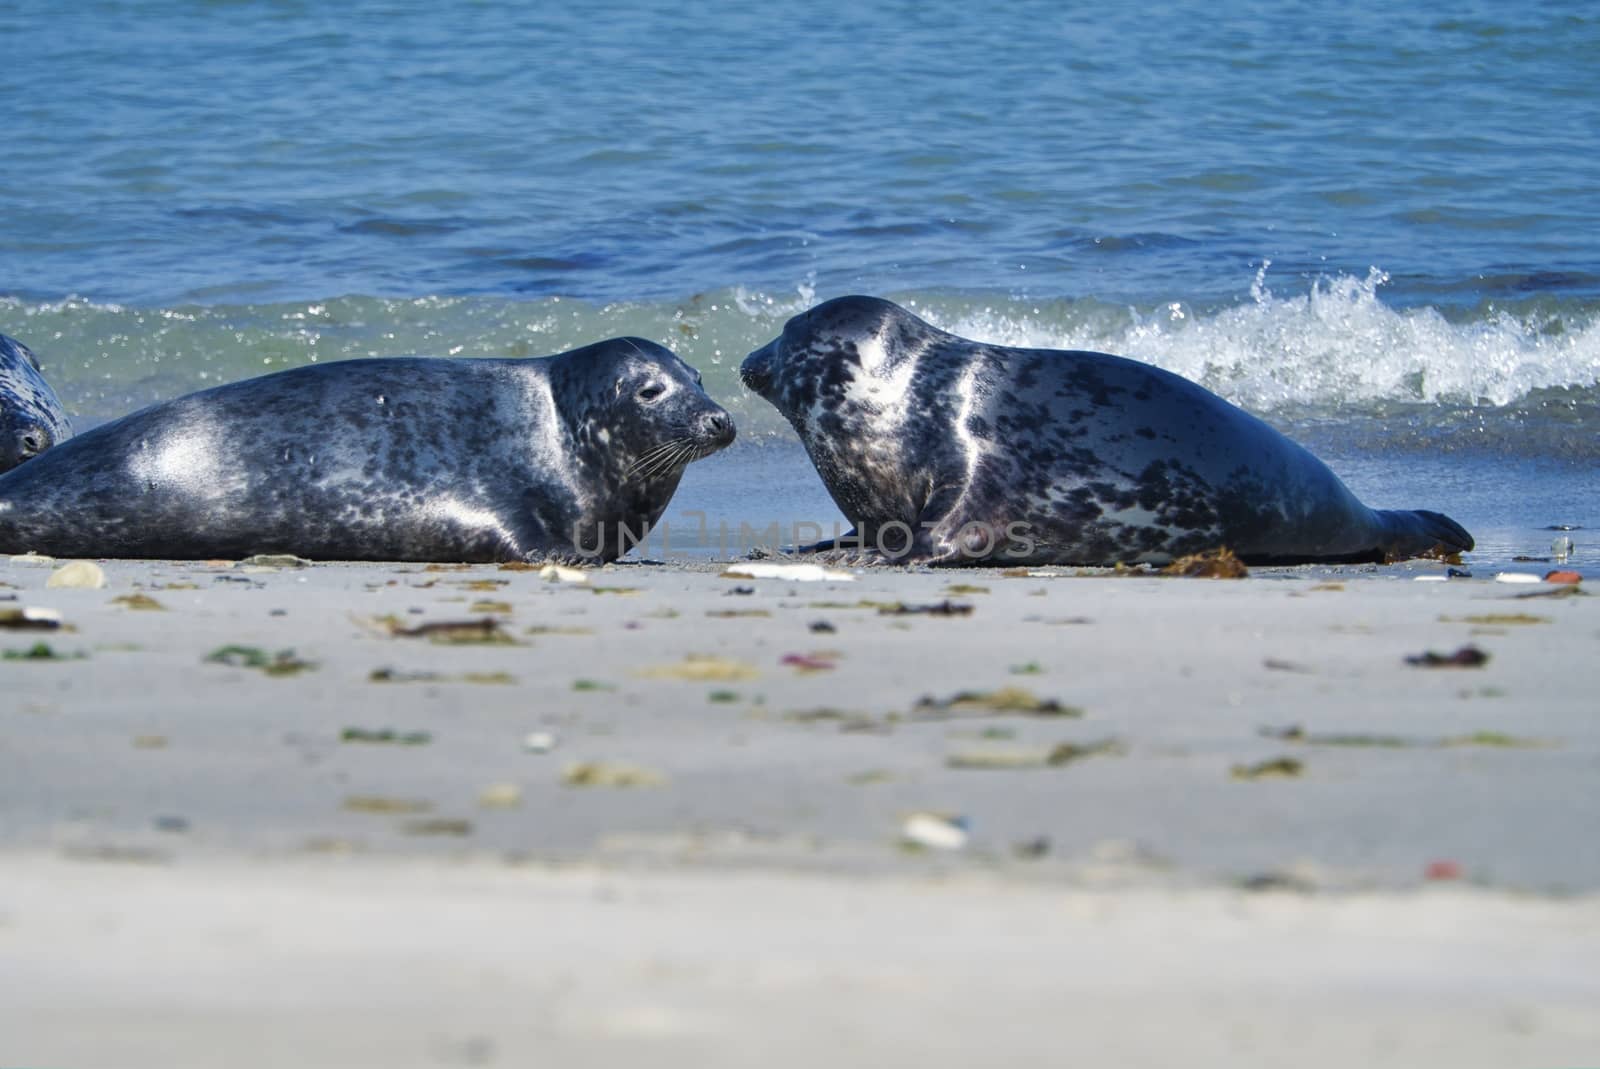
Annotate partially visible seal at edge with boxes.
[0,331,72,473]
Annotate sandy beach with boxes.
[2,552,1597,1067]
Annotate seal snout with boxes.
[697,408,737,449]
[739,343,776,397]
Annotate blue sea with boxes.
[2,1,1597,569]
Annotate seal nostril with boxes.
[701,411,735,444]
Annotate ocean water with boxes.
[2,0,1597,569]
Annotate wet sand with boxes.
[2,553,1597,1066]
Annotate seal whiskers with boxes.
[624,437,700,482]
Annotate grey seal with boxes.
[740,295,1472,566]
[0,332,72,472]
[0,338,734,562]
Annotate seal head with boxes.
[0,332,72,472]
[742,297,938,553]
[552,337,737,560]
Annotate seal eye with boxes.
[636,383,667,403]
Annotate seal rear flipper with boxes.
[1372,508,1475,561]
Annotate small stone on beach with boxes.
[46,561,106,589]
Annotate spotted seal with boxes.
[740,295,1472,566]
[0,338,734,562]
[0,332,72,472]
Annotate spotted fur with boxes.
[741,296,1472,566]
[0,338,733,562]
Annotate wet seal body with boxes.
[741,296,1473,566]
[0,339,734,562]
[0,332,72,472]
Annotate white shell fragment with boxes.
[721,563,855,582]
[237,554,313,569]
[539,564,589,584]
[46,561,107,589]
[1493,572,1542,584]
[521,731,558,754]
[901,812,969,851]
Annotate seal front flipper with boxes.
[913,484,994,565]
[1372,508,1475,561]
[796,527,859,554]
[792,528,919,566]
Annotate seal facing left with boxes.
[0,331,72,472]
[741,296,1472,566]
[0,337,734,562]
